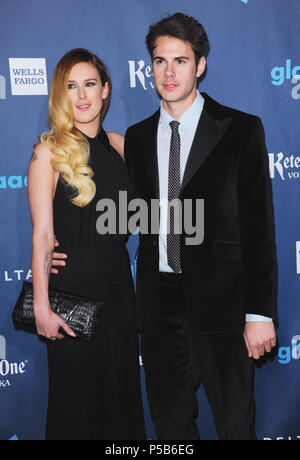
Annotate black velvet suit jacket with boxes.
[125,93,278,334]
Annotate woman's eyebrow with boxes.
[68,78,98,82]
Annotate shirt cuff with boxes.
[246,314,273,323]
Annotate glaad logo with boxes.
[240,0,248,3]
[0,75,6,100]
[292,77,300,100]
[278,335,300,365]
[268,153,300,180]
[9,435,19,441]
[296,242,300,275]
[131,248,138,282]
[9,58,48,96]
[271,60,300,100]
[271,60,300,86]
[128,60,154,90]
[0,336,28,389]
[0,175,28,190]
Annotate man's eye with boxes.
[177,60,185,64]
[86,82,96,87]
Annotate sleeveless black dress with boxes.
[46,129,145,440]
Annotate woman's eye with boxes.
[68,84,76,90]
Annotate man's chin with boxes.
[161,94,182,104]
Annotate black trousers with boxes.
[141,273,257,440]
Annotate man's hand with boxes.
[51,239,68,274]
[244,322,277,360]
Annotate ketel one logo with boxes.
[269,153,300,181]
[128,60,154,91]
[0,335,28,389]
[0,335,6,360]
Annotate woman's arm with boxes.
[28,143,75,340]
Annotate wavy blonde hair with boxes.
[41,49,111,207]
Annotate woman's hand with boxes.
[34,304,76,341]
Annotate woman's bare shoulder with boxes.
[107,132,125,160]
[28,142,56,188]
[30,142,53,163]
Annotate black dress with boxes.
[46,129,145,440]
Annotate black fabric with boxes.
[46,129,145,440]
[124,93,276,440]
[141,274,256,440]
[125,93,278,335]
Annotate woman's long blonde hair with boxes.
[41,48,111,207]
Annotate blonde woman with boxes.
[28,48,145,440]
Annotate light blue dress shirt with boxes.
[157,91,272,323]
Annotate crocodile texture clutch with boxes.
[12,281,103,342]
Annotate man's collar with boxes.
[159,90,204,132]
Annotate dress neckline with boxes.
[76,126,111,149]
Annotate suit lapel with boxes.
[181,95,232,192]
[140,95,232,197]
[141,110,160,199]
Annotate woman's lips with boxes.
[77,104,91,111]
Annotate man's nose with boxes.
[165,63,175,78]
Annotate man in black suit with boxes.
[124,13,278,440]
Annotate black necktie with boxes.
[167,121,182,273]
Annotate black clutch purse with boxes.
[12,281,103,343]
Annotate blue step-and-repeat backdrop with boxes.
[0,0,299,441]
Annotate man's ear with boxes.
[196,56,206,78]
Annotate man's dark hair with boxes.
[146,12,210,64]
